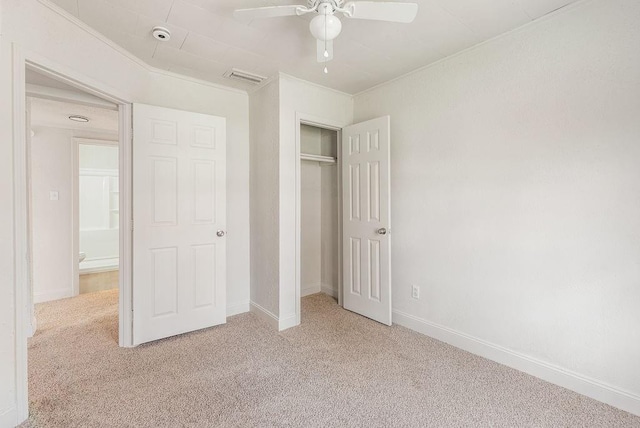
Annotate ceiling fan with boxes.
[234,1,419,73]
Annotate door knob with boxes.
[376,228,387,235]
[216,230,226,237]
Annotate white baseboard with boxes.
[34,288,72,303]
[301,283,321,297]
[321,283,337,298]
[250,301,279,330]
[227,302,250,317]
[79,265,118,274]
[0,406,17,428]
[278,313,298,331]
[79,257,119,274]
[392,309,640,417]
[249,302,299,332]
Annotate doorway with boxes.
[13,53,133,422]
[300,124,340,301]
[76,140,120,295]
[28,92,120,306]
[25,73,125,413]
[296,117,344,324]
[295,114,393,327]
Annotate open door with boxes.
[342,116,392,325]
[132,104,226,345]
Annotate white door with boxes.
[133,104,226,345]
[342,116,392,325]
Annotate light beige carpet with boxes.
[23,290,640,427]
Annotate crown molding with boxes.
[279,72,353,99]
[354,0,593,98]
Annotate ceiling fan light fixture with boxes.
[234,0,418,66]
[309,14,342,41]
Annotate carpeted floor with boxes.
[23,290,640,427]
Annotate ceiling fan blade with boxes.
[317,39,334,63]
[233,5,306,22]
[343,1,418,23]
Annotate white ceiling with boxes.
[50,0,580,94]
[30,97,119,133]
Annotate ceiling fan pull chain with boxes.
[323,13,330,60]
[324,7,329,74]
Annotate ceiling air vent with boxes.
[223,69,266,85]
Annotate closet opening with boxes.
[299,123,341,318]
[295,115,392,327]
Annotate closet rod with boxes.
[300,153,336,164]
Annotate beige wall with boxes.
[300,160,322,295]
[353,0,640,414]
[249,79,280,317]
[30,128,74,303]
[320,162,339,297]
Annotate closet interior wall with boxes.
[300,125,339,299]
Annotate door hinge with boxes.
[131,220,134,231]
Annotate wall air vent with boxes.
[223,69,267,85]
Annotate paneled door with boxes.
[132,104,226,345]
[342,116,391,325]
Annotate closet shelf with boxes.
[300,153,336,164]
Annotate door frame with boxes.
[294,112,344,325]
[12,44,134,422]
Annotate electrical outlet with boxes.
[411,285,420,300]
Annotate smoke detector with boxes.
[152,26,171,41]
